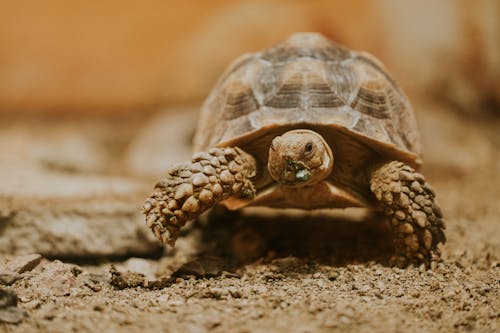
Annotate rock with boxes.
[125,107,199,178]
[77,272,108,292]
[1,254,43,274]
[144,276,174,290]
[0,273,21,286]
[0,288,18,308]
[109,265,145,289]
[0,119,127,177]
[15,261,80,301]
[0,288,27,324]
[0,254,43,286]
[0,307,26,324]
[0,166,162,258]
[0,119,163,259]
[326,269,340,281]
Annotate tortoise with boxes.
[143,32,446,267]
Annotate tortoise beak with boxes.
[280,159,311,184]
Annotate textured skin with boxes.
[370,161,446,267]
[194,33,421,165]
[143,147,256,246]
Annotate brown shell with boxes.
[194,33,422,171]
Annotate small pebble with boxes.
[327,270,340,281]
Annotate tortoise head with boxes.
[267,129,333,187]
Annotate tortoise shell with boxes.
[193,33,422,200]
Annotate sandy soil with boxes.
[1,103,499,333]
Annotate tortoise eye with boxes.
[304,142,314,154]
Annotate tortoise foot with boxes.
[370,161,446,268]
[143,147,256,246]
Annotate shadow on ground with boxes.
[196,209,394,267]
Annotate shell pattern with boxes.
[194,33,421,164]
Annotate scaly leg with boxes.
[370,161,446,267]
[143,147,257,246]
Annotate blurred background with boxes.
[1,0,499,113]
[0,0,499,260]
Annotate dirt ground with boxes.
[1,102,499,333]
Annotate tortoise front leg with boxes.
[143,147,257,246]
[370,161,446,267]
